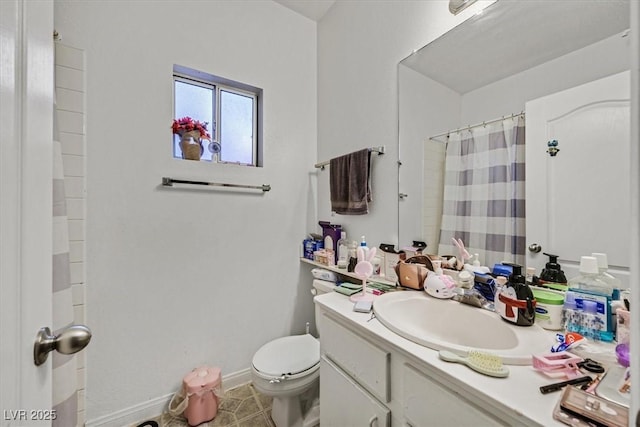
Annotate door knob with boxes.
[528,243,542,253]
[34,324,92,366]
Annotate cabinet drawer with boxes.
[320,356,390,427]
[321,313,390,402]
[402,363,506,426]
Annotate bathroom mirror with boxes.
[398,0,630,281]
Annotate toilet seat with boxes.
[252,334,320,380]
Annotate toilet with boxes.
[251,279,335,427]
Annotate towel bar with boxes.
[162,177,271,192]
[315,146,385,170]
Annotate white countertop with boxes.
[314,290,568,426]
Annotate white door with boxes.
[0,0,54,424]
[525,71,630,287]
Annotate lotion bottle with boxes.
[337,232,349,269]
[360,235,370,260]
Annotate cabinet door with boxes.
[321,313,390,402]
[320,356,390,427]
[403,364,506,426]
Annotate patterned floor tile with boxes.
[131,383,274,427]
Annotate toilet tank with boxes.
[312,279,336,296]
[312,280,336,337]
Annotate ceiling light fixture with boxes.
[449,0,478,15]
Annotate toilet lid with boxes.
[252,334,320,377]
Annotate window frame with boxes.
[172,64,263,167]
[218,86,258,166]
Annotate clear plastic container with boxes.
[566,256,615,342]
[568,256,612,296]
[591,252,621,297]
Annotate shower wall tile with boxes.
[73,304,85,326]
[76,350,85,369]
[55,44,84,71]
[62,154,84,177]
[69,241,84,263]
[57,110,84,134]
[68,219,85,241]
[55,65,84,92]
[77,368,86,392]
[59,132,84,156]
[70,262,84,285]
[66,198,84,219]
[78,390,85,411]
[65,176,85,199]
[56,42,86,427]
[72,283,85,306]
[56,87,84,112]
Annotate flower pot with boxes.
[179,130,204,161]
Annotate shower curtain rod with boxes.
[428,111,524,143]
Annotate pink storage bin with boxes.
[183,366,222,426]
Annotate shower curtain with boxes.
[52,120,78,424]
[438,115,526,268]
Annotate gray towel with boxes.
[330,149,371,215]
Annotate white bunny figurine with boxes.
[451,237,471,271]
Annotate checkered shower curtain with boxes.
[438,115,526,268]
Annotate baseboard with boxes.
[85,368,252,427]
[219,367,252,391]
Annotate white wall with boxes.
[317,1,490,250]
[398,64,459,248]
[54,1,317,424]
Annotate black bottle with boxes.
[539,253,568,290]
[504,263,536,326]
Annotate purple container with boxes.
[319,221,341,264]
[616,343,630,367]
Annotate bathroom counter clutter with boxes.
[300,257,395,286]
[314,291,568,426]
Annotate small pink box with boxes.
[183,366,222,426]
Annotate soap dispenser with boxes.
[538,253,568,291]
[495,263,536,326]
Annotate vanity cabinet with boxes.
[402,363,505,426]
[320,356,391,426]
[317,306,532,426]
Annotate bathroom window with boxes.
[173,65,263,166]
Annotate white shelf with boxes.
[300,258,396,287]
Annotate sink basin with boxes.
[373,291,554,365]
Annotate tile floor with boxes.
[133,383,274,427]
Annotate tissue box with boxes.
[379,244,403,282]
